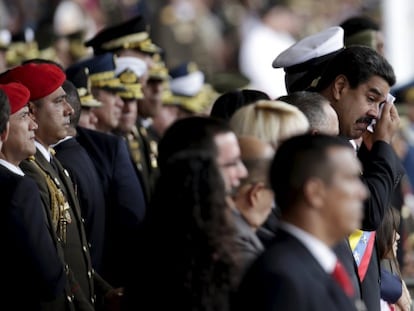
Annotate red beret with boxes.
[0,63,66,101]
[0,82,30,114]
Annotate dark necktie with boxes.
[50,156,60,172]
[332,260,355,298]
[49,148,59,172]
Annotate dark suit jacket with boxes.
[235,229,359,311]
[350,141,403,311]
[232,211,264,278]
[0,164,66,310]
[258,140,404,311]
[326,141,404,311]
[358,141,404,230]
[20,149,96,311]
[76,126,147,287]
[54,137,106,273]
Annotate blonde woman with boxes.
[229,99,310,248]
[229,99,310,149]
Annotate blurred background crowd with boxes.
[1,0,413,88]
[1,0,414,293]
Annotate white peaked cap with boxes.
[170,71,205,97]
[272,26,344,68]
[115,56,148,78]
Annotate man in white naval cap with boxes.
[113,56,158,202]
[272,26,344,94]
[270,28,404,311]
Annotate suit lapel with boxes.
[276,229,361,311]
[34,149,56,179]
[34,149,82,222]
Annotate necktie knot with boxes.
[332,260,354,298]
[49,154,59,172]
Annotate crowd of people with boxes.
[1,1,414,311]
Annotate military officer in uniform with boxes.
[85,15,164,201]
[68,67,102,130]
[66,56,147,288]
[0,83,67,310]
[84,14,161,68]
[53,73,107,275]
[113,55,156,201]
[0,62,118,310]
[66,53,126,134]
[132,54,172,198]
[272,29,404,311]
[165,61,217,118]
[151,61,217,140]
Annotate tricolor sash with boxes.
[349,229,376,282]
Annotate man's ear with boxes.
[332,75,348,101]
[303,178,326,210]
[28,101,37,116]
[0,121,10,143]
[247,182,266,206]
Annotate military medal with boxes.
[62,201,72,224]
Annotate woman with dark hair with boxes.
[377,207,412,310]
[123,149,241,311]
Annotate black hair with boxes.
[158,116,233,171]
[129,149,240,310]
[278,91,330,131]
[377,207,401,260]
[270,133,352,212]
[210,89,270,121]
[62,80,81,127]
[314,45,396,92]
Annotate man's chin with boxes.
[349,128,366,140]
[26,150,36,158]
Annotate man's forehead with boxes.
[38,86,65,102]
[362,75,390,93]
[214,131,237,146]
[215,132,241,157]
[11,105,29,117]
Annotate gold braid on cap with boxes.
[89,68,124,89]
[118,69,144,99]
[119,69,139,84]
[101,32,149,50]
[29,158,70,244]
[149,64,169,81]
[118,85,143,99]
[89,70,115,82]
[80,94,102,107]
[134,38,160,53]
[91,78,124,89]
[164,85,216,114]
